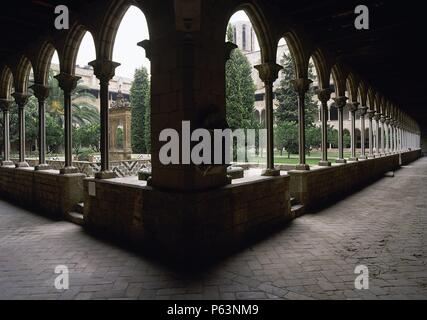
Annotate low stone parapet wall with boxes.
[83,174,291,257]
[400,149,422,165]
[0,167,85,219]
[289,150,421,210]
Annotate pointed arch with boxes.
[0,66,14,99]
[97,1,151,61]
[358,80,368,107]
[310,48,333,90]
[14,55,33,93]
[225,3,275,63]
[62,23,97,75]
[346,72,360,103]
[283,30,310,79]
[331,63,349,97]
[34,41,57,85]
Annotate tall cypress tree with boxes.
[130,67,150,153]
[274,52,318,125]
[225,23,256,130]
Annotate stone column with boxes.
[254,63,282,176]
[348,102,359,161]
[0,99,14,167]
[380,115,386,155]
[30,84,50,170]
[359,106,368,160]
[367,110,375,158]
[334,96,347,163]
[316,89,331,166]
[374,113,381,156]
[88,59,120,179]
[386,118,391,154]
[55,73,81,174]
[291,78,312,170]
[11,93,31,167]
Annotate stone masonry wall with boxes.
[0,167,85,219]
[84,175,291,257]
[289,150,421,210]
[400,149,423,165]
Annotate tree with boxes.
[73,122,100,153]
[275,121,299,158]
[130,67,150,154]
[225,42,256,129]
[275,52,318,125]
[144,103,151,153]
[306,126,322,155]
[47,70,99,127]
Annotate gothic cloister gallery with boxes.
[0,0,426,301]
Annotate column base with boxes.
[35,163,51,171]
[15,161,29,168]
[295,164,310,171]
[1,161,14,167]
[318,160,331,167]
[348,157,359,162]
[60,166,79,174]
[94,170,117,179]
[359,155,368,160]
[336,158,347,164]
[261,168,281,177]
[368,155,375,159]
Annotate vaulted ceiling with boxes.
[1,0,426,125]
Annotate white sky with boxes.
[51,6,150,79]
[50,8,283,79]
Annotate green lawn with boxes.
[246,150,354,166]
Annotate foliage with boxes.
[275,121,299,158]
[225,42,256,130]
[130,67,150,154]
[274,52,318,125]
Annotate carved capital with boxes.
[225,41,238,62]
[348,102,359,112]
[30,83,49,102]
[291,78,312,95]
[367,110,375,119]
[88,59,120,83]
[254,63,283,84]
[316,88,332,104]
[380,115,386,123]
[385,117,391,125]
[137,39,151,60]
[333,96,348,109]
[358,105,368,116]
[0,98,13,112]
[11,92,31,108]
[55,72,81,93]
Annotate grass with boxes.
[245,150,355,166]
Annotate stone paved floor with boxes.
[0,158,426,300]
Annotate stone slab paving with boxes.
[0,157,426,300]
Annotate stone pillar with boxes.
[291,78,312,170]
[30,84,50,170]
[349,102,359,161]
[0,99,14,167]
[334,96,348,163]
[55,73,81,174]
[254,63,282,176]
[317,89,331,166]
[380,115,386,155]
[374,113,381,156]
[88,59,120,179]
[367,110,375,158]
[385,118,391,154]
[359,106,368,160]
[11,93,31,167]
